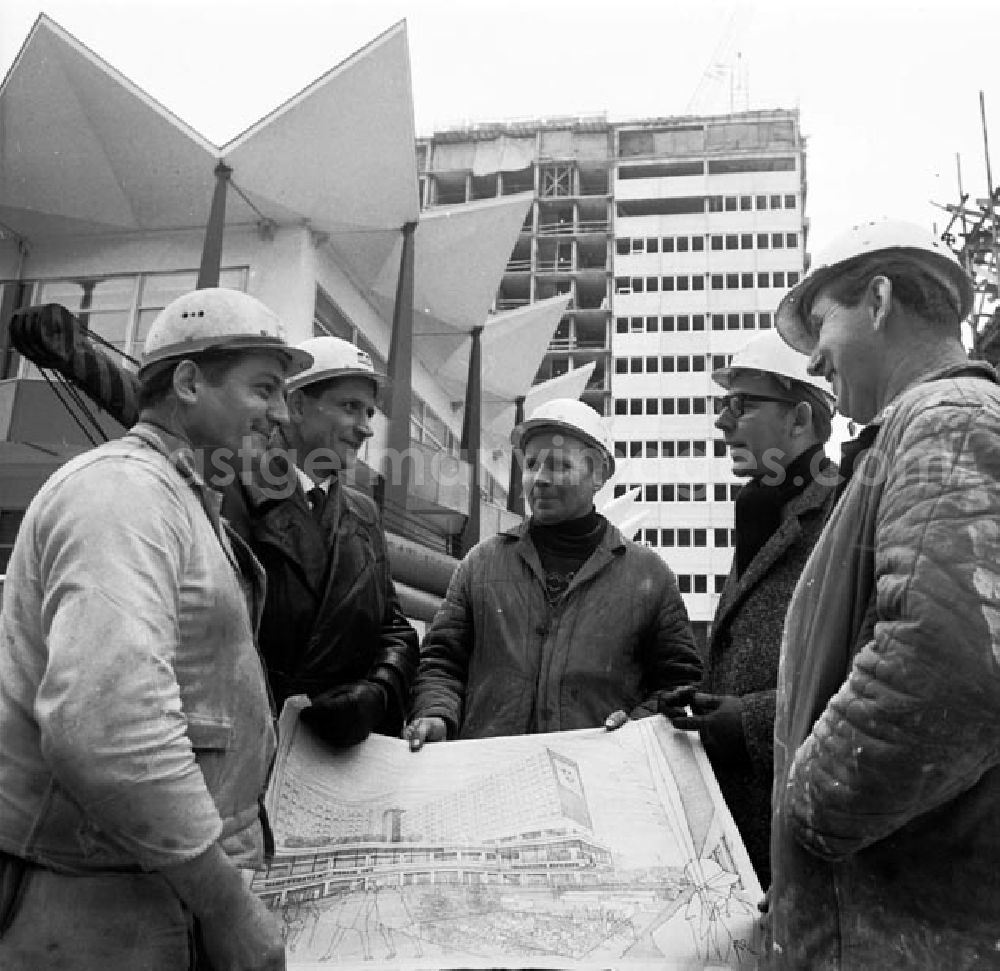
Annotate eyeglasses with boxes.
[714,393,795,418]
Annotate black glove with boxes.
[658,688,749,768]
[300,680,387,747]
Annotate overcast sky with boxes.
[2,0,999,253]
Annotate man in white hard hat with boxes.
[405,397,702,749]
[764,219,1000,969]
[0,288,310,969]
[224,335,418,748]
[658,331,837,889]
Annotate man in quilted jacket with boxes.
[659,331,837,889]
[766,219,1000,970]
[405,398,702,747]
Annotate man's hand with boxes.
[658,688,748,766]
[604,709,629,731]
[163,844,285,970]
[300,680,386,747]
[405,717,447,751]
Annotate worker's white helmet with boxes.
[285,335,385,394]
[712,331,835,414]
[511,398,615,475]
[140,288,311,376]
[776,218,974,353]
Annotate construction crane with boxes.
[686,4,754,116]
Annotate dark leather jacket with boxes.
[224,458,418,735]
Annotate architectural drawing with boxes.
[254,702,763,970]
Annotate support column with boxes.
[197,162,232,289]
[384,222,418,517]
[459,325,483,556]
[507,395,526,515]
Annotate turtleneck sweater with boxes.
[529,507,608,602]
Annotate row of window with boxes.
[638,527,737,548]
[615,439,728,459]
[615,354,724,375]
[615,269,800,295]
[709,193,798,212]
[618,157,796,180]
[614,397,715,416]
[615,312,775,334]
[616,231,799,256]
[669,574,729,595]
[615,482,743,502]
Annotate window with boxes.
[715,575,728,593]
[730,484,741,500]
[616,238,630,255]
[725,234,738,250]
[631,238,644,254]
[714,528,729,546]
[630,398,642,415]
[693,529,707,547]
[755,194,767,209]
[692,275,705,291]
[708,195,724,212]
[693,398,707,415]
[615,277,631,294]
[678,398,691,415]
[758,272,770,287]
[785,194,797,208]
[644,529,658,545]
[646,397,659,415]
[692,441,707,457]
[646,355,659,372]
[770,194,782,208]
[629,441,643,458]
[646,237,659,254]
[631,277,645,293]
[615,399,628,415]
[662,441,676,458]
[661,529,675,546]
[614,484,627,498]
[677,356,690,372]
[786,232,798,248]
[714,484,728,501]
[741,273,754,289]
[692,314,706,330]
[646,315,660,332]
[662,236,675,253]
[693,356,706,372]
[743,312,756,329]
[787,271,800,286]
[677,315,690,332]
[712,314,725,331]
[661,484,675,501]
[615,358,628,374]
[694,575,708,594]
[726,273,739,289]
[757,233,770,249]
[678,528,692,545]
[630,356,643,373]
[727,313,740,330]
[759,312,773,329]
[772,233,785,249]
[661,276,673,291]
[713,439,726,457]
[773,271,786,288]
[741,233,753,250]
[711,354,727,370]
[645,485,658,502]
[740,195,752,211]
[661,356,674,372]
[616,316,629,334]
[678,575,692,593]
[677,276,690,291]
[711,235,724,251]
[724,196,738,211]
[645,440,659,458]
[631,316,645,333]
[662,398,675,414]
[662,315,675,332]
[692,236,705,252]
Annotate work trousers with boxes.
[0,853,197,970]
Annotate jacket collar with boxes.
[713,462,837,634]
[873,359,998,426]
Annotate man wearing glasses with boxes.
[659,330,836,890]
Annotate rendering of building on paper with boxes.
[254,704,763,970]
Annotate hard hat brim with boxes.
[510,417,616,476]
[285,366,387,394]
[139,334,313,377]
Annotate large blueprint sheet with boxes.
[254,702,763,970]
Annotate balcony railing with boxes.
[536,219,610,237]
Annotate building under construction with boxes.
[417,109,808,629]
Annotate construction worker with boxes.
[765,219,1000,969]
[224,335,418,746]
[0,288,311,969]
[659,331,836,889]
[405,397,702,748]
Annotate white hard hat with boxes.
[776,218,974,353]
[511,398,615,474]
[140,288,312,376]
[712,331,835,414]
[285,335,385,394]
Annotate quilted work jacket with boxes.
[410,517,702,738]
[224,458,418,733]
[766,363,1000,970]
[705,460,837,887]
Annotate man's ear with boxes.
[867,275,894,332]
[790,400,813,438]
[171,359,199,405]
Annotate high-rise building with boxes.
[417,109,808,640]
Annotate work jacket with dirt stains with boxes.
[224,456,418,730]
[766,363,1000,970]
[0,423,275,874]
[410,517,702,738]
[705,458,837,888]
